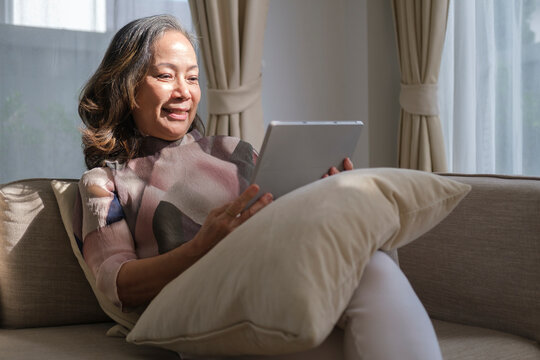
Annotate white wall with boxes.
[262,0,369,167]
[367,0,400,167]
[262,0,400,168]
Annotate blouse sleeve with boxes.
[77,167,137,308]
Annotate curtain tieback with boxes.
[207,76,262,115]
[399,83,439,116]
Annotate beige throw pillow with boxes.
[126,168,471,356]
[51,180,140,329]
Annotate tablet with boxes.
[248,120,364,206]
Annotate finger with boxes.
[233,193,273,225]
[211,202,231,217]
[246,192,273,217]
[226,184,260,216]
[224,207,238,218]
[329,166,339,175]
[344,157,354,171]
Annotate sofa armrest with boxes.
[398,174,540,342]
[0,179,109,328]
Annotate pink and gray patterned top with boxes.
[73,130,256,308]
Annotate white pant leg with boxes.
[339,251,442,360]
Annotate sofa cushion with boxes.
[0,179,109,328]
[433,319,540,360]
[399,174,540,342]
[126,168,471,356]
[0,323,179,359]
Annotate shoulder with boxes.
[79,167,116,197]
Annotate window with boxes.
[439,0,540,176]
[0,0,197,184]
[2,0,107,32]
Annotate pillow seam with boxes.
[399,188,469,217]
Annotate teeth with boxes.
[164,108,187,113]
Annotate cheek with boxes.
[191,87,201,107]
[138,84,170,111]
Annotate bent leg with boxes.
[206,251,440,360]
[339,251,442,360]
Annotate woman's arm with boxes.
[117,184,273,308]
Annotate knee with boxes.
[362,251,404,284]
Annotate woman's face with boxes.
[132,30,201,141]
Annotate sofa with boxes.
[0,174,538,359]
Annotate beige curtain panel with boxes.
[392,0,449,172]
[189,0,269,150]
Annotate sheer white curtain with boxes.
[439,0,540,176]
[0,0,199,184]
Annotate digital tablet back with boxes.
[249,120,363,204]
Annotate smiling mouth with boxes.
[162,107,189,120]
[163,107,189,114]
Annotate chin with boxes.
[166,129,190,141]
[162,133,186,141]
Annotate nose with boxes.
[173,78,190,100]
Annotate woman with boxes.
[77,14,442,360]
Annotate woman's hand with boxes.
[117,185,271,308]
[322,157,354,178]
[187,184,273,257]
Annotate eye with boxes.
[188,75,199,84]
[156,73,173,80]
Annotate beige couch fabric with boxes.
[0,179,109,328]
[1,175,538,359]
[399,175,540,342]
[0,323,178,359]
[434,320,540,360]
